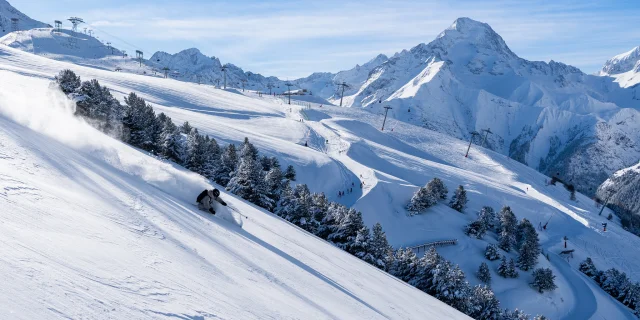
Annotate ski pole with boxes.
[228,205,249,219]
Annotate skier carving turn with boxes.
[197,188,227,215]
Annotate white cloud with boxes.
[69,0,640,77]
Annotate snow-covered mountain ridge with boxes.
[327,17,640,196]
[143,17,640,196]
[598,162,640,216]
[0,0,49,37]
[5,14,636,197]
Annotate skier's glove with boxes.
[219,200,227,206]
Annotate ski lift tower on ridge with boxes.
[67,17,84,33]
[54,20,62,33]
[136,50,144,67]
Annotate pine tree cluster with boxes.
[484,244,501,261]
[530,268,557,293]
[497,256,519,278]
[407,177,449,215]
[515,218,541,271]
[580,258,640,317]
[449,185,468,212]
[388,246,534,319]
[56,70,544,320]
[498,206,517,252]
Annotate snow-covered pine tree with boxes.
[426,177,449,200]
[259,155,273,171]
[448,185,468,212]
[241,137,259,161]
[270,157,280,169]
[284,165,296,181]
[407,187,436,216]
[264,166,284,210]
[315,202,345,240]
[202,136,221,180]
[467,285,501,320]
[501,308,530,320]
[533,315,549,320]
[149,112,165,154]
[406,186,433,215]
[227,148,272,210]
[55,69,81,94]
[622,282,640,310]
[530,268,557,293]
[516,218,541,270]
[479,206,496,228]
[72,79,125,137]
[329,208,365,251]
[214,144,238,186]
[160,117,186,164]
[464,220,486,239]
[601,268,628,298]
[485,244,501,261]
[155,113,169,147]
[434,264,471,314]
[578,257,598,278]
[370,223,392,270]
[498,206,517,252]
[308,192,329,233]
[180,121,192,134]
[274,183,295,218]
[477,262,491,284]
[517,239,539,271]
[478,206,496,230]
[507,258,519,278]
[412,246,442,294]
[122,92,156,150]
[287,184,312,229]
[515,218,537,250]
[383,247,396,273]
[497,256,509,278]
[75,79,105,121]
[185,129,208,175]
[351,226,376,265]
[389,248,420,283]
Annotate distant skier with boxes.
[304,141,308,147]
[197,188,227,215]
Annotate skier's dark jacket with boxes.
[197,190,208,203]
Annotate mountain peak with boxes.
[447,17,492,33]
[434,17,514,57]
[600,45,640,75]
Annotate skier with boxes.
[304,141,308,147]
[197,188,227,215]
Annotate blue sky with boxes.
[15,0,640,78]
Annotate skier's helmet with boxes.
[212,188,220,197]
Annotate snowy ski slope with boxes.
[0,68,467,319]
[1,42,639,319]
